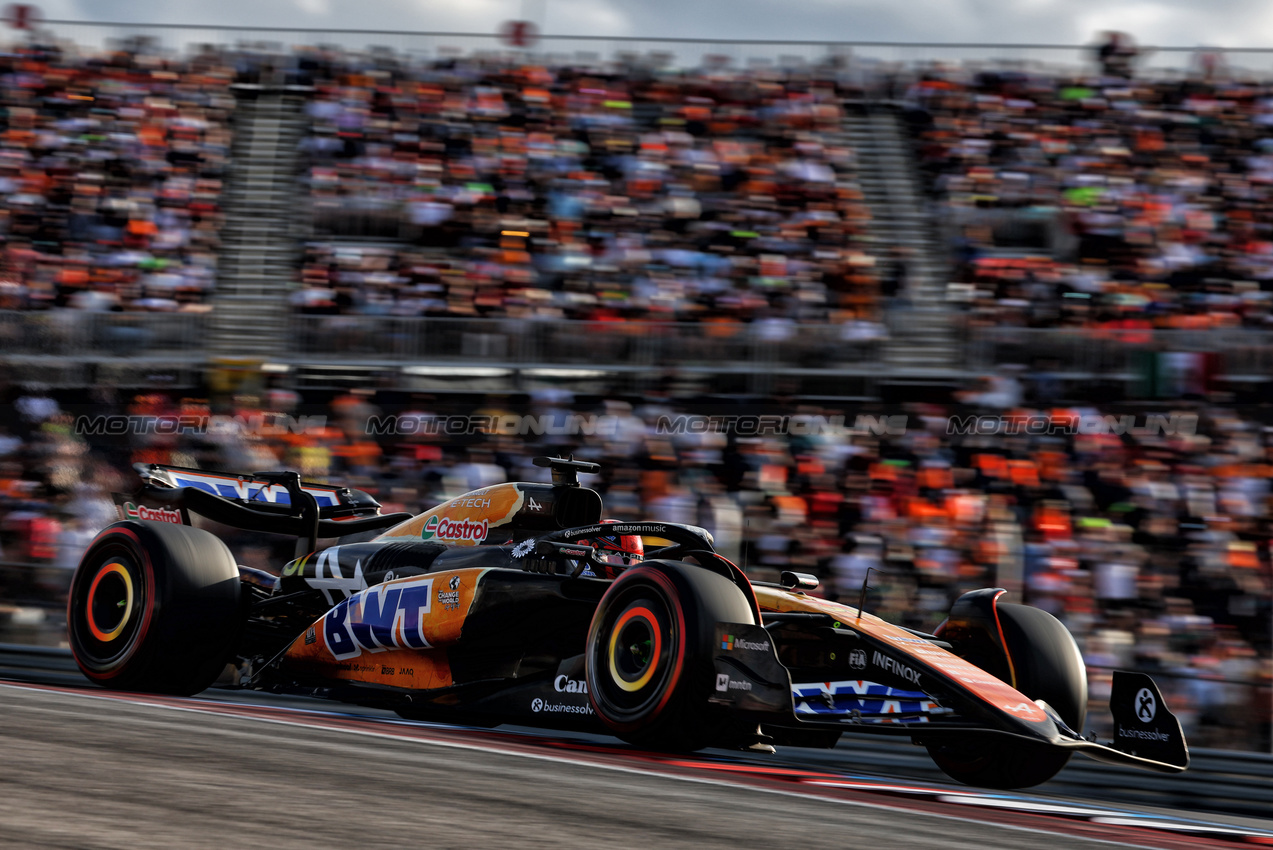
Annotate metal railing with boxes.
[964,326,1273,377]
[8,309,1273,376]
[286,314,884,370]
[0,310,210,359]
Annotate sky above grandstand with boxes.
[34,0,1273,48]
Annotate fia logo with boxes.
[715,673,730,692]
[848,649,867,670]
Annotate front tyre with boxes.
[927,602,1087,789]
[68,521,242,695]
[586,560,754,751]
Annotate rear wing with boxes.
[115,464,412,554]
[136,464,363,513]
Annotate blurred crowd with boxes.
[292,55,885,324]
[6,35,1273,339]
[0,43,231,312]
[0,381,1270,749]
[909,60,1273,330]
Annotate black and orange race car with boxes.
[67,457,1188,789]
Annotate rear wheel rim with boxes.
[71,542,147,670]
[86,562,133,642]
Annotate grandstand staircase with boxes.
[207,84,312,359]
[844,106,962,377]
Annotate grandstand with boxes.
[0,25,1271,401]
[0,28,1044,394]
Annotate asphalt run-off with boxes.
[1,682,1270,850]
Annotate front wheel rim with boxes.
[608,605,663,692]
[592,584,677,719]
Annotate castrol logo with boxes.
[122,502,183,524]
[421,515,489,543]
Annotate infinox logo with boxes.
[872,650,921,685]
[420,515,489,543]
[123,502,183,524]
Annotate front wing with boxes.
[710,621,1188,774]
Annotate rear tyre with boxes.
[927,603,1087,789]
[586,560,755,751]
[68,521,242,695]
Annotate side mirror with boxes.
[779,571,819,591]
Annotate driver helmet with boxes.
[578,519,644,579]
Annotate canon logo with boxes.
[554,675,588,694]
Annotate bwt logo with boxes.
[656,415,907,437]
[323,578,434,661]
[946,413,1198,437]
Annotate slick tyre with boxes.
[585,560,754,752]
[68,520,242,695]
[927,603,1087,789]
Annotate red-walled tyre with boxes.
[67,521,242,695]
[585,560,755,751]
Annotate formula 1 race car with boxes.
[67,457,1189,789]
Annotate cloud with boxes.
[27,0,1273,55]
[293,0,331,17]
